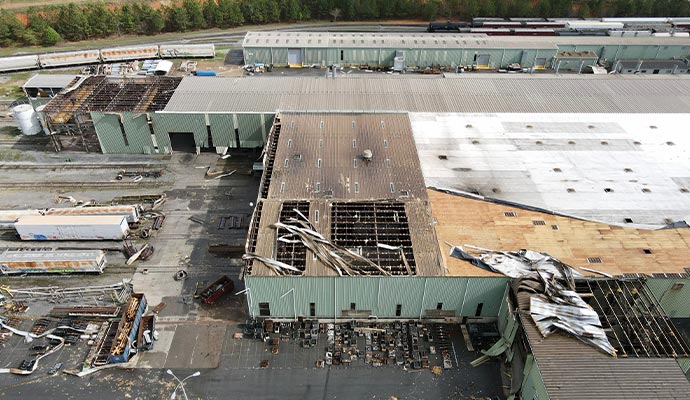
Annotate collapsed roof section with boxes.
[244,112,444,277]
[43,75,181,124]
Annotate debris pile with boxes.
[244,210,390,276]
[450,245,616,356]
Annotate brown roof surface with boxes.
[429,189,690,277]
[268,113,427,201]
[249,113,444,277]
[516,290,690,400]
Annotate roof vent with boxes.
[362,149,373,161]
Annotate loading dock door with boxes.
[476,54,490,69]
[288,48,302,67]
[169,132,196,153]
[534,57,546,69]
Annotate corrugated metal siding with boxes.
[646,277,690,317]
[521,305,690,400]
[423,278,467,314]
[273,48,288,65]
[152,113,207,148]
[92,112,127,154]
[461,277,509,317]
[208,114,236,148]
[304,48,329,65]
[678,358,690,373]
[122,112,154,153]
[236,113,264,147]
[245,276,509,319]
[92,111,153,154]
[164,75,690,114]
[336,278,379,314]
[521,354,550,400]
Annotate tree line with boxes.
[1,0,689,48]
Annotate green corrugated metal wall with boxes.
[236,114,264,147]
[646,278,690,318]
[678,358,690,374]
[520,354,550,400]
[92,111,154,154]
[244,276,509,319]
[208,114,236,148]
[151,113,207,151]
[245,43,690,69]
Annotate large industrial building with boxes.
[21,30,690,399]
[242,31,690,70]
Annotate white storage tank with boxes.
[12,104,42,135]
[15,215,130,241]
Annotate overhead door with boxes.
[288,48,302,67]
[476,54,490,69]
[534,57,547,69]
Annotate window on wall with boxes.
[310,303,316,317]
[396,304,402,317]
[475,303,484,316]
[436,302,443,310]
[259,302,270,316]
[350,302,356,311]
[340,50,344,61]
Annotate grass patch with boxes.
[0,149,36,162]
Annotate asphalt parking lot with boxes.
[0,141,503,399]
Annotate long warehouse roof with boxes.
[162,74,690,113]
[412,112,690,227]
[242,31,690,49]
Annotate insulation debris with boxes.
[451,244,615,356]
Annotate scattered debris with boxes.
[150,302,166,314]
[199,276,234,304]
[451,244,615,356]
[245,210,390,276]
[189,216,205,225]
[173,270,188,281]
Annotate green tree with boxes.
[137,4,164,35]
[164,5,190,31]
[578,2,591,17]
[42,27,61,46]
[218,0,244,26]
[85,2,118,38]
[54,4,91,41]
[119,4,136,34]
[0,9,25,47]
[184,0,206,29]
[203,0,222,26]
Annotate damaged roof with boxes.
[515,287,690,400]
[246,113,444,277]
[429,189,690,278]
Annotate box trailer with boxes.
[15,215,129,241]
[0,249,106,275]
[0,210,43,230]
[45,205,140,223]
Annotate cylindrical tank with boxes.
[12,104,42,136]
